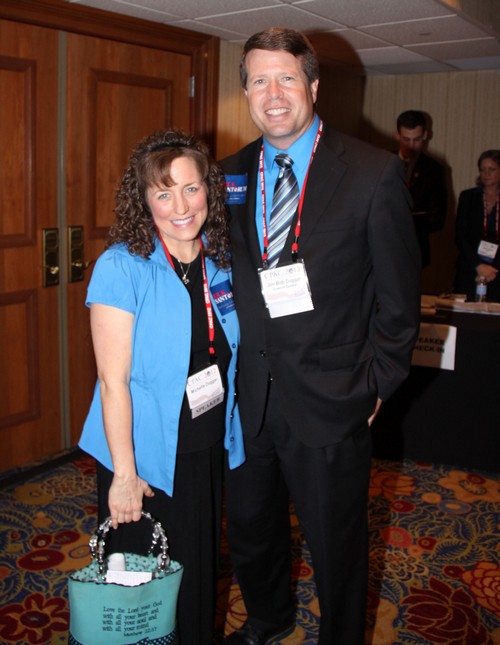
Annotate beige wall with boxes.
[360,70,500,294]
[216,41,500,295]
[216,41,259,159]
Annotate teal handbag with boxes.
[68,511,183,645]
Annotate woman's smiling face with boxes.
[146,155,208,258]
[479,157,500,191]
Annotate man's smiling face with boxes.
[244,48,318,151]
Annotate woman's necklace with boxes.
[484,189,499,212]
[176,258,192,285]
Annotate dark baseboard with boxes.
[0,447,85,489]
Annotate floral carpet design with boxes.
[0,451,498,644]
[216,460,500,645]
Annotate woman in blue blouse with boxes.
[79,129,245,643]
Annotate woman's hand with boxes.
[108,473,155,529]
[476,263,498,283]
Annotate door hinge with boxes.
[189,75,195,98]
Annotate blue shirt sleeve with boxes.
[86,246,139,314]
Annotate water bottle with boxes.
[474,276,487,302]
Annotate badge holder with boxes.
[185,363,224,418]
[258,259,314,318]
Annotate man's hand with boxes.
[368,398,383,427]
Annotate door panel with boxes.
[0,20,60,469]
[0,10,213,471]
[65,33,192,445]
[92,72,174,232]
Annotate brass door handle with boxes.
[71,259,95,270]
[68,226,94,282]
[42,227,95,285]
[43,264,60,275]
[42,228,60,287]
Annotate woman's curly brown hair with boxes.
[106,129,230,269]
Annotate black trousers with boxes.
[96,441,223,645]
[224,385,371,645]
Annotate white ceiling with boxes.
[67,0,500,75]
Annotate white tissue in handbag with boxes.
[106,553,152,586]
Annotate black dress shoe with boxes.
[224,622,295,645]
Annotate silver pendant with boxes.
[181,275,190,285]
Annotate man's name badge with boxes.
[186,364,224,419]
[477,239,498,263]
[258,260,314,318]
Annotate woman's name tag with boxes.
[186,364,224,419]
[477,239,498,263]
[258,260,314,318]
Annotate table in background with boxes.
[371,310,499,473]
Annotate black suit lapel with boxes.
[241,161,261,265]
[227,139,262,268]
[286,132,347,255]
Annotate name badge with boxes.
[477,239,498,263]
[186,364,224,419]
[225,174,247,205]
[258,260,314,318]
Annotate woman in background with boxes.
[79,129,245,643]
[454,149,500,302]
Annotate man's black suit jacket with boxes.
[406,152,447,267]
[222,125,421,447]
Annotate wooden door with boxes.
[0,0,219,471]
[65,33,193,445]
[0,20,61,469]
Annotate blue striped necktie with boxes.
[267,153,299,268]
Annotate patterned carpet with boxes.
[0,450,498,644]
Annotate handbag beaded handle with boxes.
[89,511,170,578]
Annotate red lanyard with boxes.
[483,192,500,241]
[260,121,323,267]
[156,231,216,359]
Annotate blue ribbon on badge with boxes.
[225,174,247,205]
[211,280,236,315]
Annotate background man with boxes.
[221,28,421,645]
[396,109,448,268]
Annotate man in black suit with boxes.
[396,110,448,268]
[221,28,420,645]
